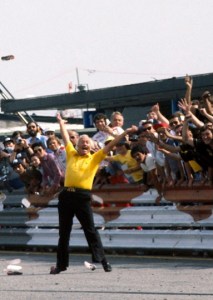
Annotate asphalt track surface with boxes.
[0,251,212,300]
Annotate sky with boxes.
[1,0,213,101]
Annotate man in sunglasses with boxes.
[50,113,137,275]
[68,130,79,148]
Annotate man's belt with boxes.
[64,187,91,193]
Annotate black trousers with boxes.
[56,189,106,269]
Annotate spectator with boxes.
[31,142,64,196]
[92,113,112,148]
[47,136,66,178]
[11,158,42,194]
[141,121,166,184]
[0,137,24,190]
[150,103,170,125]
[68,130,79,148]
[131,145,162,204]
[9,131,34,165]
[105,139,143,184]
[26,121,48,148]
[155,124,184,186]
[109,111,125,135]
[44,128,56,138]
[182,122,213,185]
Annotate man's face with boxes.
[147,111,157,120]
[13,164,25,175]
[45,131,55,137]
[77,136,91,156]
[4,141,14,150]
[27,123,38,137]
[94,119,106,131]
[142,123,154,133]
[201,129,213,145]
[48,139,59,151]
[112,115,124,128]
[115,144,127,155]
[132,152,145,163]
[169,117,180,129]
[31,156,41,167]
[33,146,46,158]
[157,129,167,141]
[69,131,79,146]
[175,125,183,136]
[138,133,148,146]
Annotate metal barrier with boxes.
[0,187,213,253]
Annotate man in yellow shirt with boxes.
[50,113,137,274]
[106,139,143,183]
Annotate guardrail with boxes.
[0,185,213,254]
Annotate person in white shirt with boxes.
[131,145,162,204]
[92,113,112,148]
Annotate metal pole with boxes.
[0,81,35,125]
[76,68,80,86]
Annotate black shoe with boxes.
[50,266,66,275]
[102,262,112,272]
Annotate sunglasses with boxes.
[28,125,36,129]
[143,126,152,131]
[46,132,54,135]
[34,148,43,153]
[70,136,77,139]
[169,121,178,126]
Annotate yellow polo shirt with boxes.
[64,141,106,190]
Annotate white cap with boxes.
[44,127,55,133]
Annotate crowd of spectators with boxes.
[0,75,212,204]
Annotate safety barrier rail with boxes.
[0,185,213,253]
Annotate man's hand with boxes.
[185,75,193,89]
[178,98,191,114]
[151,103,160,113]
[125,125,138,135]
[56,113,67,124]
